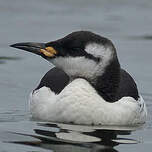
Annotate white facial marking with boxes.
[85,43,105,57]
[85,43,113,62]
[51,57,99,80]
[49,43,114,81]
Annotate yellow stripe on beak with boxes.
[40,47,57,57]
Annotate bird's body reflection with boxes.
[6,122,143,152]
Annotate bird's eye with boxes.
[66,47,85,57]
[72,47,84,51]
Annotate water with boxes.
[0,0,152,151]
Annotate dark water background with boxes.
[0,0,152,151]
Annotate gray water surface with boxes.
[0,0,152,151]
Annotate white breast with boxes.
[29,79,147,125]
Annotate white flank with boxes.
[29,78,147,125]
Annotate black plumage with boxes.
[11,31,139,102]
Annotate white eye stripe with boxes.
[85,43,106,57]
[85,43,113,63]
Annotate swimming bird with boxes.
[10,31,147,125]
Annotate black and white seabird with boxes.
[10,31,147,125]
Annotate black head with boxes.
[45,31,115,60]
[10,31,121,102]
[10,31,118,80]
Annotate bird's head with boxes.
[11,31,118,82]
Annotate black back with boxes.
[116,69,139,100]
[35,68,139,101]
[35,67,70,94]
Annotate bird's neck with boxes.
[90,57,121,103]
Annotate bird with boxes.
[10,31,147,125]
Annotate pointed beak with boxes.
[10,42,58,58]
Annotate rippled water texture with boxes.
[0,0,152,151]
